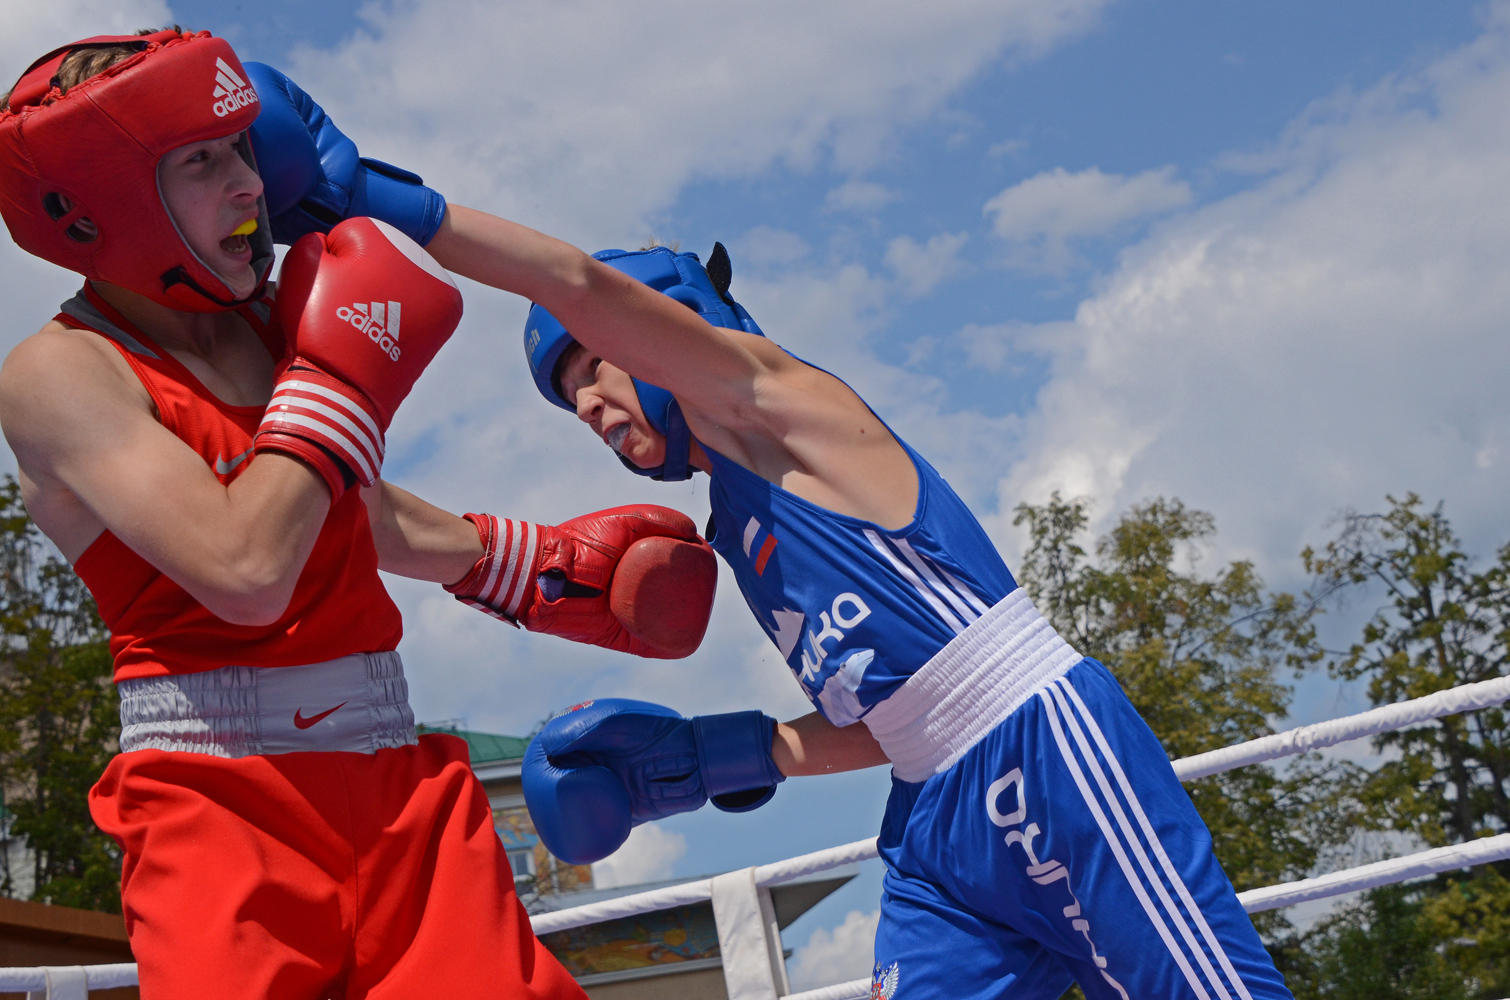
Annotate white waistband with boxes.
[118,652,417,757]
[862,588,1082,782]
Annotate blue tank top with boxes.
[705,432,1017,726]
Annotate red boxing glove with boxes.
[447,506,718,659]
[255,217,463,496]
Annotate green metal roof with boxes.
[417,724,529,764]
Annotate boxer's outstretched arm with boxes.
[428,206,770,412]
[773,712,891,776]
[429,206,921,529]
[0,328,330,626]
[361,480,482,583]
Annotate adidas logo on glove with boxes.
[210,57,259,118]
[336,300,403,361]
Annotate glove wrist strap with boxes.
[253,433,350,500]
[257,363,385,488]
[445,513,541,623]
[693,711,784,813]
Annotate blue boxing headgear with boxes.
[524,243,764,482]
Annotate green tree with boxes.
[1283,882,1471,1000]
[1015,494,1352,938]
[1304,493,1510,847]
[1419,867,1510,996]
[1296,494,1510,995]
[0,477,121,911]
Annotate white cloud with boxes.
[955,320,1047,374]
[987,4,1510,574]
[884,231,969,298]
[284,0,1112,244]
[787,908,878,991]
[988,137,1028,159]
[0,0,173,78]
[591,822,688,889]
[824,180,898,214]
[983,165,1191,271]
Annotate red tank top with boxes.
[61,285,403,681]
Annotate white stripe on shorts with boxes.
[1038,675,1253,1000]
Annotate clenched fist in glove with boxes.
[255,217,463,497]
[522,698,785,864]
[446,505,717,659]
[246,62,447,246]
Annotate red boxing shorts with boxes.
[90,733,586,1000]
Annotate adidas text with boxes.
[336,301,404,361]
[211,57,259,118]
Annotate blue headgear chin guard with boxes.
[524,243,764,482]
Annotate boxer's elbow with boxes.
[544,251,602,314]
[200,584,295,627]
[194,550,303,626]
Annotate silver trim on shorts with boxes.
[117,652,417,757]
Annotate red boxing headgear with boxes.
[0,30,274,311]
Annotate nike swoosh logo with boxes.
[214,447,255,476]
[293,702,347,730]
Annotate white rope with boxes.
[529,879,716,936]
[786,977,871,1000]
[1238,832,1510,913]
[0,963,138,991]
[1173,675,1510,782]
[528,837,882,936]
[755,837,880,887]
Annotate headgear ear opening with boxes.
[40,192,98,243]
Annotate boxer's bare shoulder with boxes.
[5,319,155,411]
[0,320,157,558]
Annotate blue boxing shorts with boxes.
[867,657,1292,1000]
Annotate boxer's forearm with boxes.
[177,453,335,622]
[67,449,332,627]
[426,205,585,296]
[428,206,762,405]
[362,481,483,584]
[772,711,891,777]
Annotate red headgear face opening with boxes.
[0,30,274,312]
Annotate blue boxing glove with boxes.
[523,699,785,865]
[245,62,447,246]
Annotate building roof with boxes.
[417,723,528,764]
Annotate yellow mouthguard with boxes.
[231,219,258,236]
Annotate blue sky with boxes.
[3,0,1509,987]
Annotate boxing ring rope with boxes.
[1171,675,1510,781]
[0,962,136,995]
[1235,833,1510,913]
[529,836,884,936]
[784,978,872,1000]
[3,676,1507,998]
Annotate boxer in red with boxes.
[0,30,714,998]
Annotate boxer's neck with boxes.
[90,280,244,358]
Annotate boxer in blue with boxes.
[518,249,1296,1000]
[241,61,1292,1000]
